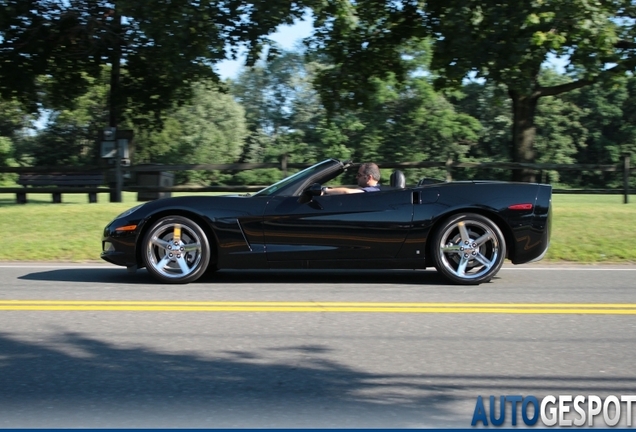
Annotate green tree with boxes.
[0,136,13,167]
[231,42,481,186]
[533,70,589,184]
[329,74,481,183]
[134,82,247,185]
[308,0,636,181]
[561,75,636,188]
[426,0,636,182]
[0,97,36,182]
[0,97,31,139]
[230,48,325,185]
[0,0,311,122]
[19,73,247,186]
[22,72,110,166]
[452,69,589,184]
[448,81,513,180]
[309,38,481,183]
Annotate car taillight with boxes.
[508,203,533,210]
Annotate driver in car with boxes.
[322,162,381,195]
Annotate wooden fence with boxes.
[0,153,633,203]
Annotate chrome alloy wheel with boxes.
[433,213,506,284]
[142,216,210,283]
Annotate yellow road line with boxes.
[0,301,635,314]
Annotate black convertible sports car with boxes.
[101,158,552,285]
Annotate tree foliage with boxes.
[0,96,35,184]
[0,0,311,120]
[308,0,636,181]
[134,82,247,185]
[8,75,247,185]
[560,75,636,188]
[230,49,325,184]
[2,0,636,191]
[18,70,110,167]
[231,43,481,184]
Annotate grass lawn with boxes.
[0,191,634,263]
[545,194,636,263]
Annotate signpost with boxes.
[101,128,132,203]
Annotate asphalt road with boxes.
[0,262,635,428]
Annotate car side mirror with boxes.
[298,183,323,204]
[307,183,323,197]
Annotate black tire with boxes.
[431,213,506,285]
[141,216,210,284]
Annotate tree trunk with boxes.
[108,7,123,203]
[109,10,122,129]
[509,90,538,182]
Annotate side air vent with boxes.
[413,188,440,204]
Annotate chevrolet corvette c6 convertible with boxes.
[101,159,552,285]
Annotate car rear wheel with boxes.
[142,216,210,284]
[432,213,506,285]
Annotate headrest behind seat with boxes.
[390,170,406,189]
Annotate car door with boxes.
[263,189,414,262]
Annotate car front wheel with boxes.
[142,216,210,284]
[432,213,506,285]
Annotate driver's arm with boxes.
[322,187,363,195]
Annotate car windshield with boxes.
[252,159,338,197]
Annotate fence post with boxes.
[623,152,631,204]
[445,157,453,182]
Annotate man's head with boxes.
[356,163,381,187]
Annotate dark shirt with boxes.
[361,185,380,192]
